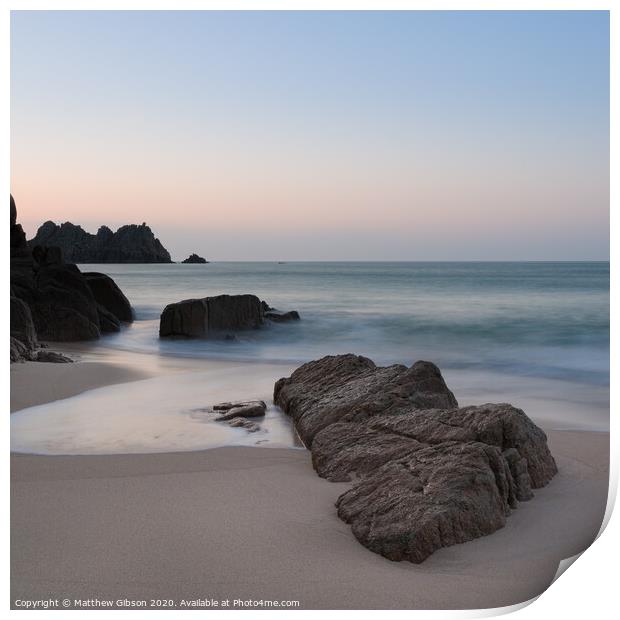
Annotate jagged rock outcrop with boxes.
[30,221,172,263]
[182,253,208,264]
[10,195,134,353]
[274,354,557,563]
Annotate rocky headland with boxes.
[274,354,558,563]
[159,294,300,338]
[29,220,172,263]
[10,195,134,361]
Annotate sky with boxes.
[10,10,609,261]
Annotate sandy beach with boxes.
[10,360,609,610]
[10,360,152,412]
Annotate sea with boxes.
[11,262,610,455]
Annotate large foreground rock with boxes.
[274,354,458,446]
[159,294,265,338]
[274,354,557,563]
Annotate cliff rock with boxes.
[30,221,172,263]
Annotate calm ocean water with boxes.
[90,261,609,385]
[11,262,610,455]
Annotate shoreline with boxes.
[10,347,610,608]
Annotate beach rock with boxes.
[83,272,133,322]
[10,195,135,348]
[265,310,300,322]
[274,354,458,446]
[213,400,267,411]
[29,264,101,341]
[274,354,557,563]
[32,245,63,267]
[182,253,208,264]
[10,195,33,268]
[10,337,31,362]
[227,418,261,432]
[335,440,515,563]
[10,296,37,351]
[216,401,267,420]
[311,404,556,492]
[29,221,172,263]
[159,294,265,338]
[34,350,73,363]
[96,304,122,333]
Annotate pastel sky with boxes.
[11,11,609,261]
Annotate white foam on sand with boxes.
[11,349,608,456]
[11,363,301,455]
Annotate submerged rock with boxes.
[227,418,261,432]
[274,354,557,563]
[215,401,267,421]
[265,310,300,322]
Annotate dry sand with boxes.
[11,429,609,609]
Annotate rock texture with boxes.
[10,195,134,357]
[274,354,557,563]
[182,253,208,264]
[30,221,172,263]
[214,400,267,421]
[274,355,458,446]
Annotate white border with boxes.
[2,2,615,618]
